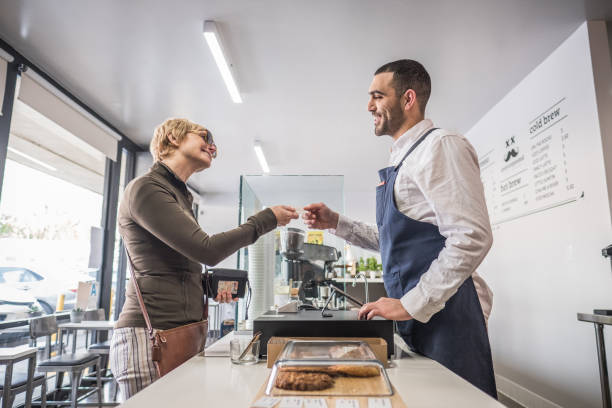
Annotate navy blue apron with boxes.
[377,128,497,398]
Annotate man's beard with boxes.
[374,104,404,136]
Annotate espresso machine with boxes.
[255,227,394,357]
[280,227,340,306]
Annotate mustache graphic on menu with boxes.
[504,148,519,162]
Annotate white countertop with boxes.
[118,349,504,407]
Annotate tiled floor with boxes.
[498,392,526,408]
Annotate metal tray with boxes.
[277,340,378,361]
[266,340,392,396]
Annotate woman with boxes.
[109,118,297,399]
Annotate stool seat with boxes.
[0,370,45,390]
[38,352,98,367]
[88,340,110,352]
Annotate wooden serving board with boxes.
[251,373,407,407]
[270,374,390,396]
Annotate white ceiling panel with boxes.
[0,0,611,193]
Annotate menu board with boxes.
[478,96,582,225]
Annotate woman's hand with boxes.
[214,290,238,303]
[303,203,339,230]
[270,205,299,226]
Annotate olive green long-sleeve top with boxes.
[115,161,277,330]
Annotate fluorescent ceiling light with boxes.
[7,146,57,171]
[253,141,270,174]
[203,20,242,104]
[0,47,14,63]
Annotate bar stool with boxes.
[0,346,46,408]
[85,343,117,405]
[83,310,118,405]
[30,316,101,408]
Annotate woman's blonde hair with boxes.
[150,118,208,161]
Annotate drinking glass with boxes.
[230,338,260,365]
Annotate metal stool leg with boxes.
[595,323,612,408]
[25,353,36,408]
[112,379,119,402]
[2,360,13,408]
[70,370,83,408]
[41,377,47,408]
[1,392,15,408]
[55,371,64,390]
[97,357,102,408]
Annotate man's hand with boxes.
[270,205,299,226]
[302,203,339,230]
[358,297,413,321]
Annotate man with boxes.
[303,60,497,398]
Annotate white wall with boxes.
[134,151,152,178]
[197,191,241,268]
[197,192,241,322]
[467,21,612,408]
[344,190,379,261]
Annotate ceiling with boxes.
[0,0,611,194]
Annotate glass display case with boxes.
[237,175,351,323]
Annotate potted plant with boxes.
[70,307,85,323]
[28,304,42,317]
[358,257,366,274]
[365,257,376,279]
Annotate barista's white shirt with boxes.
[334,119,494,324]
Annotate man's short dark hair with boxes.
[375,59,431,113]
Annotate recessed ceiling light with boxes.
[253,141,270,174]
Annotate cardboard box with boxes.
[266,337,389,368]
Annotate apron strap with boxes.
[394,127,439,171]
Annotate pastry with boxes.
[328,365,380,377]
[274,371,335,391]
[279,366,335,375]
[339,349,367,359]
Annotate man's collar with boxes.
[390,119,434,160]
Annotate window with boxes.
[0,95,106,323]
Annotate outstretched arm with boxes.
[303,203,380,252]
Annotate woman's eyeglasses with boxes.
[194,130,217,158]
